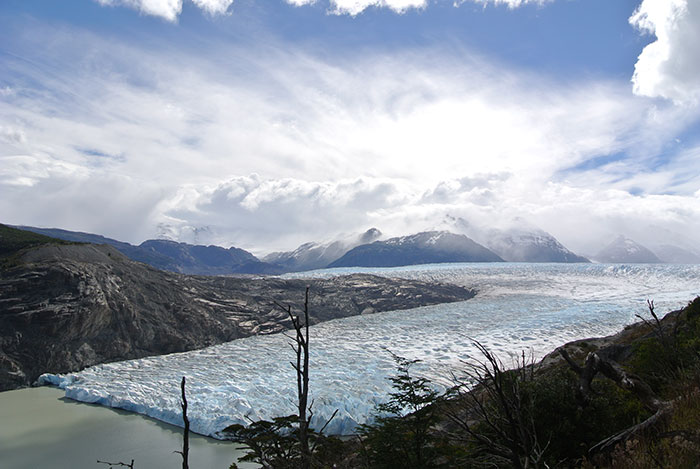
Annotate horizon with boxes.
[10,222,684,262]
[1,0,699,255]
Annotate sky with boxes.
[1,0,699,256]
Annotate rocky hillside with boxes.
[0,231,475,391]
[329,231,503,268]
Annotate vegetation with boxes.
[357,354,447,468]
[0,223,75,258]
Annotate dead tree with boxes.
[558,348,673,456]
[445,341,548,469]
[223,288,337,468]
[97,460,135,468]
[278,287,312,469]
[174,376,190,469]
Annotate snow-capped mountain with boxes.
[651,244,700,264]
[594,236,661,263]
[435,215,588,263]
[328,231,503,268]
[483,228,590,263]
[263,228,382,272]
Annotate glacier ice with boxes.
[39,263,700,438]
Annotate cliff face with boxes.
[0,243,475,391]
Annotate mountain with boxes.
[263,228,382,272]
[594,236,661,263]
[651,244,700,264]
[483,228,590,263]
[328,231,503,268]
[138,239,280,275]
[0,225,476,391]
[16,225,281,275]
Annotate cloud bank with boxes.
[630,0,700,105]
[155,173,700,256]
[95,0,553,20]
[96,0,234,21]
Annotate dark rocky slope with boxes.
[0,241,475,391]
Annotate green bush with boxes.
[630,298,700,395]
[526,368,648,465]
[358,355,449,469]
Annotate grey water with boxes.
[0,387,255,469]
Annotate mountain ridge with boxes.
[16,225,282,275]
[329,231,504,268]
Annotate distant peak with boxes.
[360,228,382,243]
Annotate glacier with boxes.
[39,263,700,438]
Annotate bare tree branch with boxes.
[97,460,135,468]
[173,376,190,469]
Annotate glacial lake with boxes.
[30,263,700,440]
[0,386,254,469]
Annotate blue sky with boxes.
[1,0,699,255]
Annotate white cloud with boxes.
[630,0,700,105]
[329,0,427,15]
[95,0,234,21]
[96,0,552,19]
[96,0,183,21]
[191,0,234,15]
[157,175,413,251]
[291,0,550,15]
[0,126,26,144]
[0,153,164,243]
[455,0,552,8]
